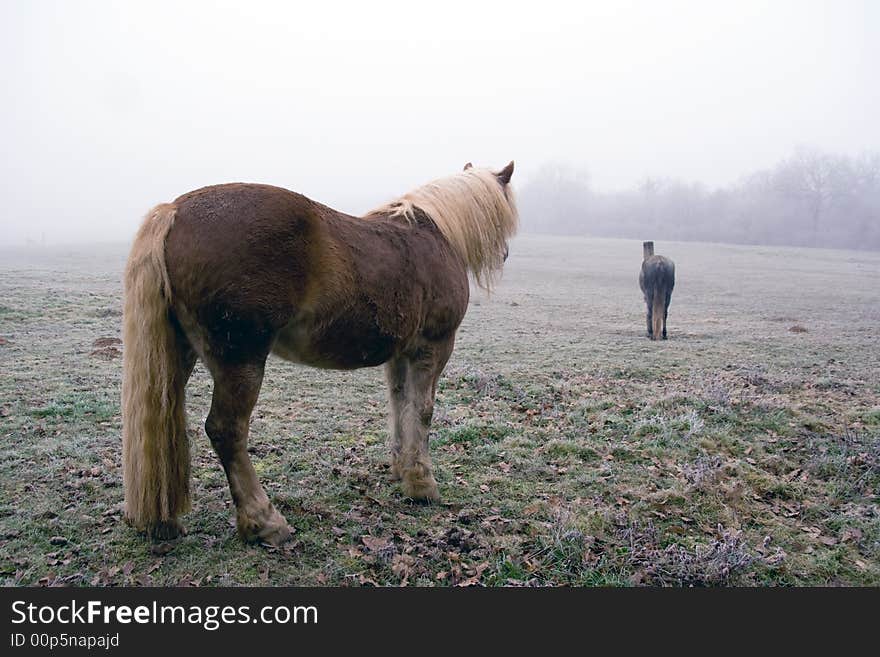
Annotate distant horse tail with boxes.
[651,286,665,341]
[122,203,191,539]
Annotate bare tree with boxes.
[518,148,880,250]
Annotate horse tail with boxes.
[122,203,190,538]
[651,285,665,341]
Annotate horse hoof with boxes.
[258,523,293,547]
[238,507,293,546]
[390,463,402,481]
[402,476,440,503]
[240,522,293,546]
[150,519,186,541]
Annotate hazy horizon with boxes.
[2,0,877,245]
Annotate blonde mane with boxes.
[368,167,518,290]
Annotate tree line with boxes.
[517,148,880,250]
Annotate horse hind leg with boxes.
[204,358,291,545]
[662,288,672,339]
[156,344,197,539]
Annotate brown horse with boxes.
[639,241,675,340]
[122,162,518,544]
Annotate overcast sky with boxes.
[1,0,877,245]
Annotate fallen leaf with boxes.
[456,562,490,587]
[841,527,862,543]
[391,554,415,578]
[92,337,122,348]
[150,542,174,556]
[361,535,392,552]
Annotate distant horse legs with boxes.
[204,358,291,545]
[385,338,455,501]
[663,289,672,339]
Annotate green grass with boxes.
[1,235,878,586]
[30,393,118,422]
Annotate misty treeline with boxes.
[518,148,880,250]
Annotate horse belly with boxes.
[272,315,397,370]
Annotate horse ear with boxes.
[463,162,473,171]
[496,160,514,185]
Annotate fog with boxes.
[520,148,880,249]
[1,1,877,247]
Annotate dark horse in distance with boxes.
[122,162,518,545]
[639,241,675,340]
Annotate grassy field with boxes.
[1,235,878,586]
